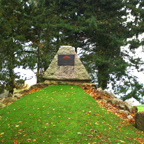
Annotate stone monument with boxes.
[43,45,96,87]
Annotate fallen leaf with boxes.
[0,132,4,135]
[27,138,31,142]
[118,140,125,143]
[87,135,93,138]
[13,140,18,144]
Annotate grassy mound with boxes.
[0,85,144,143]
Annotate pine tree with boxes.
[78,0,144,103]
[23,0,59,83]
[50,0,144,103]
[0,0,37,94]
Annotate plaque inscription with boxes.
[58,54,75,66]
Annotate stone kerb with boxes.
[42,46,91,81]
[135,111,144,132]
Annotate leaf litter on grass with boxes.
[81,85,137,125]
[81,84,144,144]
[1,84,144,143]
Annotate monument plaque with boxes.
[43,45,91,81]
[58,54,75,66]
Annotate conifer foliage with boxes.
[0,0,144,104]
[76,0,144,102]
[0,0,36,94]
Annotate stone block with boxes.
[135,111,144,132]
[43,46,91,82]
[0,103,6,108]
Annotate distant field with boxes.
[134,105,144,112]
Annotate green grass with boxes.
[134,105,144,112]
[0,85,144,144]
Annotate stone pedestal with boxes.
[43,46,91,83]
[44,80,96,89]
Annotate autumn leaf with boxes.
[0,132,4,137]
[1,139,4,143]
[13,140,18,144]
[27,138,31,142]
[81,85,136,125]
[125,136,131,140]
[87,135,93,138]
[118,140,125,143]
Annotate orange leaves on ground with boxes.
[125,136,132,140]
[21,87,41,97]
[86,134,93,138]
[27,138,31,142]
[81,85,113,100]
[29,88,41,93]
[81,85,136,125]
[13,140,18,144]
[134,137,144,144]
[1,139,4,143]
[5,102,13,106]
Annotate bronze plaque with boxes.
[58,54,75,66]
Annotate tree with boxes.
[23,0,59,83]
[53,0,144,103]
[78,0,144,103]
[0,0,37,94]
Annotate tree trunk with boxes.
[9,50,15,94]
[37,40,40,83]
[56,34,60,51]
[97,65,109,90]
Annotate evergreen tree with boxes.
[0,0,36,94]
[49,0,144,103]
[1,0,143,104]
[78,0,144,103]
[24,0,59,83]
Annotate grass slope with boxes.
[0,85,144,144]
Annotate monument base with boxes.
[44,80,97,89]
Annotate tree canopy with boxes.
[0,0,144,104]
